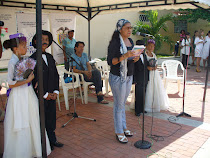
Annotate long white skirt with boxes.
[145,70,169,112]
[3,84,51,158]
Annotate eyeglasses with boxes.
[123,26,133,30]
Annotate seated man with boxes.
[71,41,108,104]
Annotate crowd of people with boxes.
[0,18,209,157]
[178,29,210,72]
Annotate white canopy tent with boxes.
[2,0,210,10]
[1,0,209,157]
[1,0,209,57]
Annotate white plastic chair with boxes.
[76,73,94,104]
[95,61,110,96]
[0,73,9,90]
[58,69,84,110]
[0,73,8,120]
[56,65,65,111]
[161,60,185,92]
[130,84,135,110]
[89,58,102,64]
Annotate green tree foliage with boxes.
[132,10,174,51]
[175,9,210,23]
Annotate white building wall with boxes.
[76,11,139,59]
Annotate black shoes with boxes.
[50,144,54,151]
[135,113,141,117]
[51,141,64,150]
[54,141,64,147]
[135,111,147,117]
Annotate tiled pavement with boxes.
[0,65,210,158]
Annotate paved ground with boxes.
[0,64,210,158]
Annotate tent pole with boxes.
[76,9,101,60]
[190,3,210,12]
[36,0,47,157]
[88,7,91,60]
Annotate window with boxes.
[174,20,187,33]
[139,14,149,22]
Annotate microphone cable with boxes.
[138,117,173,158]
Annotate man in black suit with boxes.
[30,30,63,150]
[133,40,149,116]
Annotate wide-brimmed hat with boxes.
[32,30,53,48]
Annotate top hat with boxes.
[32,30,53,48]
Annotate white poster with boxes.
[0,12,16,68]
[16,13,50,57]
[50,13,76,64]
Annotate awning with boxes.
[1,1,209,157]
[1,0,209,14]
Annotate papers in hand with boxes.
[128,45,145,60]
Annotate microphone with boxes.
[136,32,154,38]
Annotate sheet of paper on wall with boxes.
[128,45,145,60]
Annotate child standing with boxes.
[3,33,51,158]
[181,32,191,69]
[144,39,169,112]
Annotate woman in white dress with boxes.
[3,33,51,158]
[202,31,210,69]
[191,30,199,66]
[144,39,169,112]
[194,29,205,72]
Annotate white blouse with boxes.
[181,38,191,55]
[7,53,19,85]
[194,36,204,51]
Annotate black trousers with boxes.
[83,69,103,102]
[182,54,189,69]
[135,83,147,114]
[44,99,57,144]
[64,60,70,79]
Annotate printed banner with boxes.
[50,13,76,64]
[0,12,16,68]
[16,13,50,57]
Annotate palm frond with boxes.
[156,14,173,32]
[132,10,174,52]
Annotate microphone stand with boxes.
[176,37,191,118]
[134,37,151,149]
[62,57,96,128]
[52,40,96,127]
